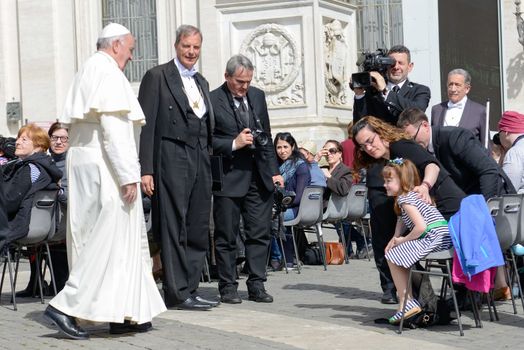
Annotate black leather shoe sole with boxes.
[173,297,212,311]
[380,296,399,305]
[194,296,220,307]
[44,306,89,340]
[248,293,274,303]
[220,294,242,304]
[110,322,152,334]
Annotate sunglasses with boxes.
[412,123,422,141]
[327,147,339,155]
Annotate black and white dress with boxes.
[385,191,452,268]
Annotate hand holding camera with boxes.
[235,128,254,148]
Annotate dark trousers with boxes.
[368,186,398,296]
[154,141,212,305]
[214,178,272,294]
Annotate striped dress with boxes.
[385,191,453,268]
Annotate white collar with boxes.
[174,57,198,78]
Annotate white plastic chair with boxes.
[0,190,58,310]
[283,186,325,273]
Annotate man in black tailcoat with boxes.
[138,25,217,310]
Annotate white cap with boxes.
[99,23,130,39]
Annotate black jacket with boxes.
[431,126,515,199]
[1,152,62,244]
[353,80,431,126]
[210,83,279,196]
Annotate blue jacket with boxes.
[448,195,504,280]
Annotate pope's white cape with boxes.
[50,50,166,323]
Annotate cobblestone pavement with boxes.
[1,258,523,350]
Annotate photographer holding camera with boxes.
[211,54,283,304]
[351,45,431,305]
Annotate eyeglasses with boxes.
[412,123,422,141]
[50,135,69,143]
[358,134,377,150]
[327,148,339,155]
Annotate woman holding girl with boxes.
[382,158,452,323]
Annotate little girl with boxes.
[382,158,452,324]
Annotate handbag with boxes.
[324,242,345,265]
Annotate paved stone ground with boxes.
[1,257,524,350]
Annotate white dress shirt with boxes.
[444,96,468,127]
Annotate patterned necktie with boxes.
[392,85,400,93]
[235,97,250,128]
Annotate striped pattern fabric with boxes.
[28,163,41,183]
[385,191,452,268]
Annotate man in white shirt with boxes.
[431,68,487,146]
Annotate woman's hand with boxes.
[413,183,432,204]
[321,168,331,179]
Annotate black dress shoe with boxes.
[173,297,212,311]
[248,289,273,303]
[109,320,153,334]
[220,291,242,304]
[15,288,34,298]
[44,305,89,340]
[380,293,399,305]
[194,295,220,307]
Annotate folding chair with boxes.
[283,186,324,274]
[488,194,524,313]
[0,190,58,310]
[399,249,464,336]
[318,192,351,269]
[346,184,371,261]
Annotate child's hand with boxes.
[385,236,405,253]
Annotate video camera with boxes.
[273,182,296,215]
[350,49,396,89]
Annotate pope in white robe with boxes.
[45,23,166,339]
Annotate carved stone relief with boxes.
[516,1,524,49]
[323,19,350,107]
[240,23,304,107]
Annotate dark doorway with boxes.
[438,0,501,130]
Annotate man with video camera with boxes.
[351,45,431,304]
[211,54,283,304]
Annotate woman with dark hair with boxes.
[270,132,311,269]
[352,116,465,304]
[0,124,62,251]
[316,140,351,199]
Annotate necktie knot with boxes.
[235,97,246,111]
[392,86,400,93]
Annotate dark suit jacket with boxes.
[210,83,279,197]
[353,79,431,125]
[325,162,352,198]
[0,169,9,243]
[138,60,215,176]
[431,126,515,199]
[431,98,487,146]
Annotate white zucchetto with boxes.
[99,23,130,39]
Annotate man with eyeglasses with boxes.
[350,45,431,305]
[398,107,515,199]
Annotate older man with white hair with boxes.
[44,23,166,340]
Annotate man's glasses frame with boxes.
[50,135,69,143]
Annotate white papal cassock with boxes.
[49,51,166,323]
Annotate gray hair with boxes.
[96,34,127,50]
[175,25,202,46]
[448,68,471,85]
[225,54,254,76]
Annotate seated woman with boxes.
[270,132,311,269]
[0,124,62,252]
[17,122,70,297]
[316,139,368,257]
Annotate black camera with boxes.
[249,129,269,149]
[350,49,396,89]
[273,182,296,214]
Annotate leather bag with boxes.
[324,242,345,265]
